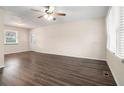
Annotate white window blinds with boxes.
[117,7,124,58]
[106,6,124,58]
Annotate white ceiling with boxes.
[1,6,109,29]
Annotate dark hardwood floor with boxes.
[0,51,116,86]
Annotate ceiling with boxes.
[1,6,109,29]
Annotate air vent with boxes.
[103,71,109,77]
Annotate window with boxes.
[30,33,36,44]
[117,7,124,58]
[107,6,124,58]
[4,31,18,44]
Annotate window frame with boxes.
[4,30,18,45]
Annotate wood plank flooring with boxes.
[0,51,116,86]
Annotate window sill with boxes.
[4,43,18,45]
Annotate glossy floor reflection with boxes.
[0,51,116,86]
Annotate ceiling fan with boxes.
[31,6,66,21]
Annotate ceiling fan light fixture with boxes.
[47,15,53,21]
[44,14,53,21]
[44,14,49,19]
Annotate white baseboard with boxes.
[4,50,29,55]
[32,50,106,61]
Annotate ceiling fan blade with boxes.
[48,6,55,13]
[37,15,44,18]
[30,9,42,12]
[52,13,66,16]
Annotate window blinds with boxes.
[118,7,124,58]
[107,6,124,58]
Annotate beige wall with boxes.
[30,18,106,60]
[4,25,30,54]
[0,9,4,68]
[107,50,124,85]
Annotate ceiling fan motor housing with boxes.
[45,9,53,14]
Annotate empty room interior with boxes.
[0,6,124,86]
